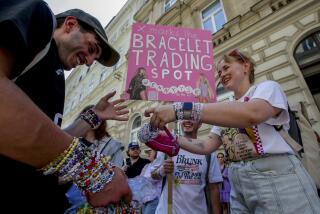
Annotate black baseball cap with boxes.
[128,142,140,149]
[56,9,120,67]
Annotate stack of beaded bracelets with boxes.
[173,102,204,121]
[80,108,102,129]
[42,137,114,193]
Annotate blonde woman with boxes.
[144,49,320,213]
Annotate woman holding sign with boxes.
[144,49,320,213]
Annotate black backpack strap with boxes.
[287,105,303,147]
[273,103,304,155]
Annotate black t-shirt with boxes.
[0,0,54,79]
[125,157,150,178]
[0,0,69,213]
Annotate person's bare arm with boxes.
[178,133,222,155]
[145,99,282,130]
[200,100,281,128]
[209,183,221,214]
[0,48,71,168]
[64,91,129,137]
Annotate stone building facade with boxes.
[62,0,320,149]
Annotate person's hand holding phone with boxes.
[122,159,131,172]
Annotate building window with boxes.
[294,31,320,111]
[117,47,124,66]
[70,100,75,110]
[109,34,117,44]
[165,0,177,12]
[88,78,95,93]
[120,20,129,34]
[79,92,83,102]
[100,72,105,83]
[86,66,91,75]
[100,67,110,82]
[113,62,119,71]
[201,1,226,33]
[295,32,320,68]
[130,116,141,142]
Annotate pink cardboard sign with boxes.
[125,23,216,103]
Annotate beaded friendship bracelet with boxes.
[173,102,183,120]
[42,138,114,193]
[80,108,102,129]
[42,138,79,175]
[192,103,204,122]
[172,102,204,122]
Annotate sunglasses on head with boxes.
[216,49,248,80]
[228,49,247,63]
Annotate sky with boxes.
[44,0,128,77]
[44,0,128,27]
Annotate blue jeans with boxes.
[229,154,320,214]
[142,198,159,214]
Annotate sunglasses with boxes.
[228,49,247,63]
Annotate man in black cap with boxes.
[124,142,150,178]
[0,0,131,213]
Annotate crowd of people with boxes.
[1,0,320,214]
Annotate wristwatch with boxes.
[183,102,193,120]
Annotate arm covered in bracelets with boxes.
[0,49,71,167]
[64,91,129,138]
[145,100,279,130]
[0,49,131,206]
[42,137,132,206]
[0,48,128,167]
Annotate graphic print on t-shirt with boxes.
[219,94,265,161]
[174,154,204,185]
[220,125,264,161]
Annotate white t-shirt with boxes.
[140,161,162,202]
[155,149,222,214]
[211,80,294,161]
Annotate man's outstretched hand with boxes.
[94,91,129,121]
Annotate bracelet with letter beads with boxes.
[173,102,183,120]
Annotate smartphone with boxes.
[126,158,131,166]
